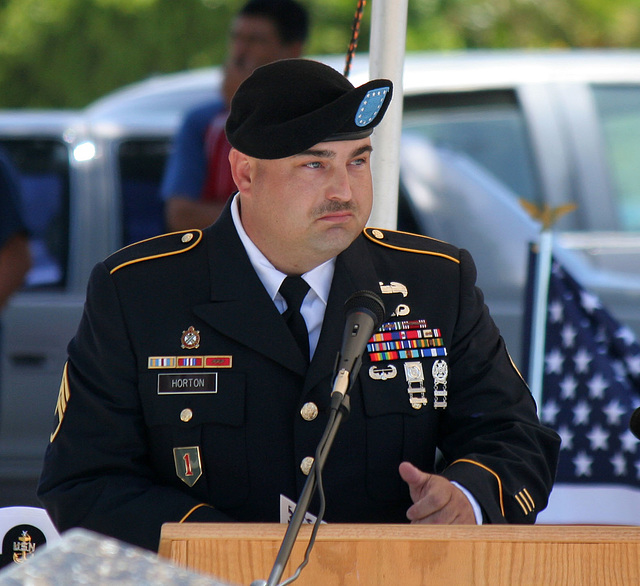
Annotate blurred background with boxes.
[2,0,640,109]
[2,0,640,525]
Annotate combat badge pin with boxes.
[369,364,398,380]
[432,359,448,409]
[173,446,202,487]
[404,361,428,409]
[181,326,200,349]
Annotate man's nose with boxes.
[327,167,352,200]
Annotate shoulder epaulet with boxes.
[363,227,460,264]
[105,230,203,275]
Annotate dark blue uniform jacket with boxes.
[38,204,560,551]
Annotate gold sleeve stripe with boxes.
[179,503,215,523]
[363,228,461,264]
[515,490,535,515]
[522,487,536,510]
[514,492,529,514]
[450,458,505,517]
[50,362,70,443]
[109,230,203,274]
[515,488,536,515]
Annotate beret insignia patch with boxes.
[356,87,390,127]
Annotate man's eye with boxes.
[305,161,323,169]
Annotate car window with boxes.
[0,138,70,288]
[592,85,640,231]
[402,90,540,206]
[118,139,170,245]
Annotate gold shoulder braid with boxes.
[363,227,460,264]
[106,230,203,275]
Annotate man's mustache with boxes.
[313,201,356,217]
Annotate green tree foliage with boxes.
[1,0,640,108]
[0,0,241,107]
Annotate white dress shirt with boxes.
[230,194,333,359]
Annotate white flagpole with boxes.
[528,229,554,410]
[368,0,408,229]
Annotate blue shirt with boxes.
[160,99,227,202]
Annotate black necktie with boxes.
[279,275,310,361]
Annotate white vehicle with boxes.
[3,50,640,504]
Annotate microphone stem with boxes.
[265,394,351,586]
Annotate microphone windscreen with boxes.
[344,290,385,330]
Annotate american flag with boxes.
[525,257,640,524]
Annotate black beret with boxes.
[226,58,393,159]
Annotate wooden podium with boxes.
[158,523,640,585]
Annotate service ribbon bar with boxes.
[367,337,444,353]
[177,357,204,368]
[369,347,447,362]
[148,357,177,369]
[370,328,441,343]
[148,355,232,369]
[204,356,232,368]
[379,319,429,332]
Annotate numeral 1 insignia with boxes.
[173,446,202,487]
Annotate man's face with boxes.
[233,138,374,275]
[223,15,301,102]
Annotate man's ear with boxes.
[229,148,252,193]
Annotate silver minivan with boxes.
[3,50,640,504]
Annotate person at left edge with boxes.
[38,59,560,552]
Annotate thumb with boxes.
[399,461,432,501]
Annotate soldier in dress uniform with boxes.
[38,59,560,552]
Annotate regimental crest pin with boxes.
[181,326,200,349]
[173,446,202,487]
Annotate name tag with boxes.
[157,373,218,395]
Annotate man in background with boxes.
[0,148,30,311]
[160,0,309,232]
[0,147,31,400]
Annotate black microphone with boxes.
[331,290,386,399]
[630,407,640,440]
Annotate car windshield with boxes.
[592,85,640,232]
[402,89,540,207]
